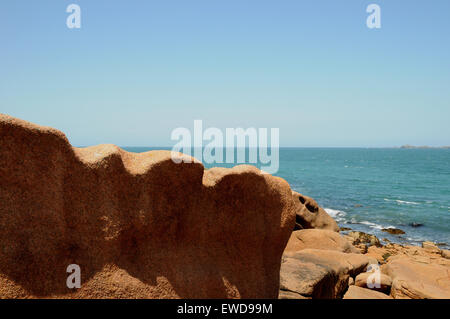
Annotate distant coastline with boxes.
[399,145,450,149]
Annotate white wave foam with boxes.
[396,200,419,205]
[383,198,419,205]
[359,221,384,230]
[324,208,346,217]
[324,208,346,221]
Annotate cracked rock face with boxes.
[382,255,450,299]
[0,114,297,299]
[280,249,370,299]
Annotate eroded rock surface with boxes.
[292,192,339,232]
[279,249,370,299]
[382,255,450,299]
[284,229,360,254]
[0,114,297,299]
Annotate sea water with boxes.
[123,147,450,248]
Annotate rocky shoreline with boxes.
[280,202,450,299]
[0,113,449,299]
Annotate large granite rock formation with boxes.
[292,192,339,232]
[0,114,298,298]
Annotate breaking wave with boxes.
[384,198,420,205]
[324,208,346,222]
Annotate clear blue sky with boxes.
[1,0,449,147]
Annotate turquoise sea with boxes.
[123,147,450,248]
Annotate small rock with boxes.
[347,231,382,247]
[422,241,440,253]
[354,243,368,254]
[409,222,424,228]
[382,252,392,261]
[348,277,354,286]
[340,227,352,231]
[355,272,392,294]
[441,250,450,259]
[381,228,405,235]
[343,286,392,299]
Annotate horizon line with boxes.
[74,145,450,149]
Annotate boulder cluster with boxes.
[280,222,450,299]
